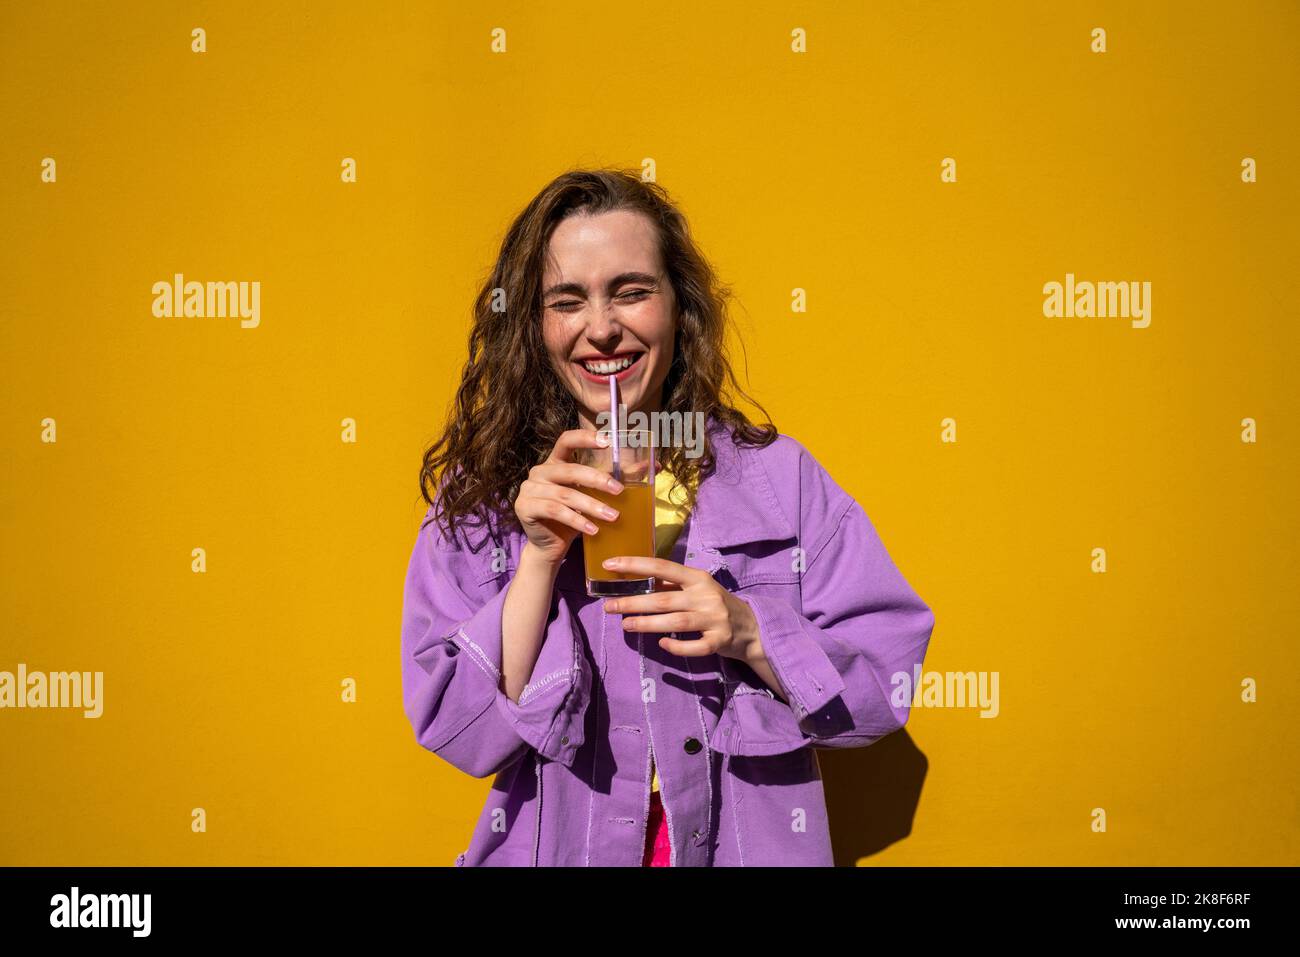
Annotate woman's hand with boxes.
[598,556,762,662]
[514,429,625,567]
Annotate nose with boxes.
[582,305,623,350]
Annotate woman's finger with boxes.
[531,460,624,494]
[603,590,691,616]
[658,634,716,657]
[598,555,706,587]
[546,428,610,464]
[521,497,599,536]
[619,611,700,634]
[540,484,622,523]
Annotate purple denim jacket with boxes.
[400,417,935,866]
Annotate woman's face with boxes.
[540,209,677,431]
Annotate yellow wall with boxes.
[2,0,1296,865]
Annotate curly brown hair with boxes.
[418,167,777,541]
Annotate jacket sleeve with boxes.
[400,508,591,778]
[708,475,935,758]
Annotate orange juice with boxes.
[583,481,655,582]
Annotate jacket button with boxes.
[683,737,701,754]
[560,735,569,745]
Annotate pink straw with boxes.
[608,374,621,480]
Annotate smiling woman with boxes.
[402,168,936,867]
[419,170,774,532]
[541,230,671,418]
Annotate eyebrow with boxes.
[543,271,660,299]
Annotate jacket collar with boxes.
[687,415,795,550]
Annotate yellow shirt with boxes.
[650,465,695,793]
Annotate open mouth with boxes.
[573,351,645,381]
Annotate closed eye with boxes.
[550,289,649,311]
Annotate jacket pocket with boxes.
[728,748,830,865]
[716,543,802,590]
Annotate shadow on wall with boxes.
[819,729,928,866]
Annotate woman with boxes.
[400,168,935,866]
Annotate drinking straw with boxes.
[608,373,621,481]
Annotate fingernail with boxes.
[596,432,610,446]
[602,558,617,569]
[585,522,598,534]
[601,507,618,519]
[607,479,623,493]
[603,600,617,613]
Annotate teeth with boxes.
[581,355,637,375]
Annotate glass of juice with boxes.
[576,429,656,597]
